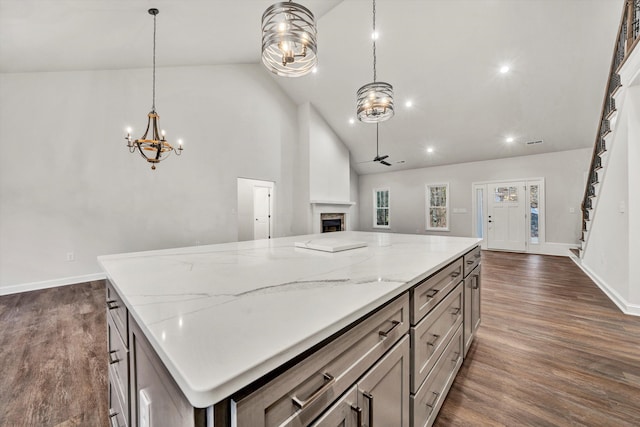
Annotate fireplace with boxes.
[321,213,345,233]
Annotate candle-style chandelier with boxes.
[125,8,183,170]
[261,1,318,77]
[356,0,394,123]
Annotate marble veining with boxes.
[98,231,480,407]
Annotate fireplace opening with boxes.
[321,213,345,233]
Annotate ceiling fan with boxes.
[358,124,393,166]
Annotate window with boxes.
[373,188,390,228]
[426,183,449,231]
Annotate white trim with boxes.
[0,272,106,296]
[486,242,578,257]
[373,187,390,228]
[310,200,355,206]
[569,255,640,317]
[619,39,640,87]
[425,182,450,231]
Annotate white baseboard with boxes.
[527,242,578,257]
[0,272,106,296]
[570,257,640,317]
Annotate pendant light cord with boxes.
[376,123,379,155]
[152,12,157,112]
[372,0,377,82]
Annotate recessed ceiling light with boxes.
[349,118,355,124]
[405,100,413,108]
[312,67,318,74]
[506,137,514,143]
[500,65,510,74]
[372,31,379,40]
[427,147,434,153]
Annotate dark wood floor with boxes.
[0,281,108,426]
[437,251,640,427]
[0,252,638,426]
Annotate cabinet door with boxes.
[472,267,481,333]
[463,266,481,357]
[310,386,360,427]
[357,335,410,427]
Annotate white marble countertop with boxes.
[98,231,480,407]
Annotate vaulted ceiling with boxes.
[0,0,624,174]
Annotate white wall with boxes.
[307,104,351,202]
[357,149,591,247]
[0,64,304,293]
[628,86,640,307]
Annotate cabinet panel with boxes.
[357,335,410,427]
[463,246,481,278]
[411,283,462,393]
[129,315,201,427]
[108,313,129,413]
[109,372,128,427]
[234,295,410,427]
[411,259,463,325]
[410,326,463,427]
[309,386,360,427]
[106,279,128,346]
[463,265,481,357]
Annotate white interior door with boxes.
[253,186,271,239]
[487,181,526,251]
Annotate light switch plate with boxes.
[140,390,151,427]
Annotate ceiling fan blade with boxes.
[380,160,392,166]
[378,154,389,161]
[357,159,375,164]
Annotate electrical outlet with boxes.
[66,252,75,262]
[139,390,151,427]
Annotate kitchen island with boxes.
[99,231,481,427]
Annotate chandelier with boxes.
[356,0,394,123]
[261,1,318,77]
[125,8,182,170]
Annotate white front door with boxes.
[487,181,526,251]
[253,186,271,239]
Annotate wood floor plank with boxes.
[436,251,640,427]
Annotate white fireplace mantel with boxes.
[310,201,356,233]
[310,200,356,206]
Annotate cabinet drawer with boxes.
[108,313,129,412]
[411,259,463,325]
[410,283,463,393]
[109,372,128,427]
[234,294,410,427]
[463,246,481,277]
[410,325,463,427]
[106,280,128,345]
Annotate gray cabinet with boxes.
[357,335,410,427]
[309,386,360,427]
[233,295,410,427]
[107,280,130,427]
[463,265,481,356]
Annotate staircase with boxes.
[576,0,639,258]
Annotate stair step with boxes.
[569,248,581,258]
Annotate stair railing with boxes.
[580,0,639,244]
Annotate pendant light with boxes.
[356,0,394,123]
[261,1,318,77]
[124,8,183,170]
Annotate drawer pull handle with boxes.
[106,300,119,310]
[378,320,401,338]
[452,351,460,363]
[475,252,481,259]
[363,391,374,427]
[427,334,440,347]
[351,405,363,427]
[451,271,461,278]
[426,391,440,411]
[472,276,479,289]
[108,350,120,365]
[109,409,119,427]
[426,289,439,299]
[451,307,461,316]
[466,260,474,265]
[292,373,335,409]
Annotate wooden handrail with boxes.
[580,0,637,241]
